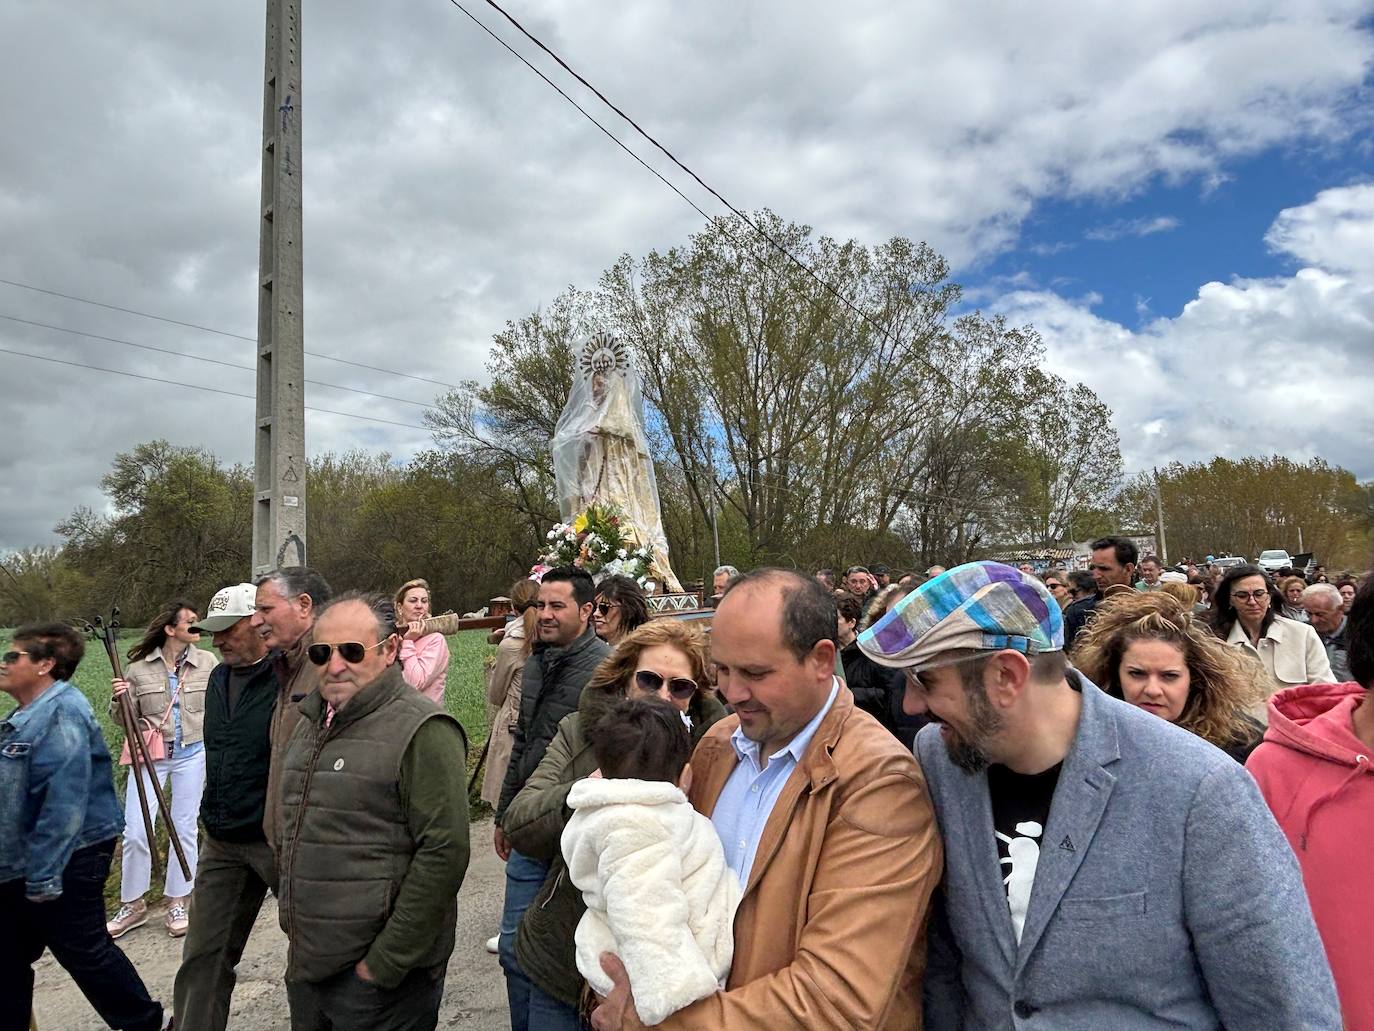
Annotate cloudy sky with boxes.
[2,1,1372,552]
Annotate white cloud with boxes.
[0,2,1372,548]
[1085,216,1182,241]
[995,183,1374,478]
[1265,183,1374,276]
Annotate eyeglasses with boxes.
[634,669,698,700]
[306,639,390,666]
[902,652,989,690]
[1231,590,1270,603]
[1045,582,1065,590]
[1,650,30,665]
[595,601,620,616]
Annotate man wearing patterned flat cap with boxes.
[859,561,1340,1030]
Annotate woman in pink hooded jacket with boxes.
[1247,577,1374,1030]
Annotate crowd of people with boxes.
[1,541,1371,1029]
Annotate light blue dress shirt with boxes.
[711,678,840,887]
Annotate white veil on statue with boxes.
[551,333,682,592]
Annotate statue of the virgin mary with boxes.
[551,333,683,592]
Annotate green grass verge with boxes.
[1,628,496,909]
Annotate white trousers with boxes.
[118,746,205,901]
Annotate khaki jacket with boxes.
[480,621,528,807]
[658,684,943,1029]
[115,646,216,745]
[263,632,321,852]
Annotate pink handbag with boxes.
[118,679,177,767]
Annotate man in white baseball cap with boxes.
[171,584,281,1030]
[188,583,258,634]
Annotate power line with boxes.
[0,346,431,432]
[0,277,461,390]
[0,313,437,410]
[454,0,961,393]
[442,0,720,231]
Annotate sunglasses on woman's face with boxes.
[1046,582,1065,590]
[306,639,390,666]
[595,601,619,616]
[634,669,697,700]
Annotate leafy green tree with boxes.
[1119,457,1370,568]
[429,211,1119,573]
[53,440,252,623]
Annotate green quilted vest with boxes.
[277,664,459,982]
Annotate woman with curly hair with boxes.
[1074,591,1267,762]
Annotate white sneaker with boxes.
[107,900,148,939]
[485,934,500,954]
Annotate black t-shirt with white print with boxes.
[987,761,1062,943]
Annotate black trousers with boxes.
[286,965,445,1031]
[0,838,163,1031]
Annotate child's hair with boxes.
[589,695,693,784]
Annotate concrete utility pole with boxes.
[252,0,307,575]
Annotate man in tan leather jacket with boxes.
[593,569,943,1029]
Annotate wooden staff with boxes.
[88,612,191,881]
[407,611,463,636]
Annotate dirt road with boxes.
[32,819,510,1029]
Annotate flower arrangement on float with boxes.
[542,503,654,586]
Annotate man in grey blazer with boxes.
[859,561,1340,1030]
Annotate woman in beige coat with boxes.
[105,599,215,940]
[482,579,539,807]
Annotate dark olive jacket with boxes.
[505,680,727,1008]
[277,664,469,987]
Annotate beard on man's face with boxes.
[938,681,1004,775]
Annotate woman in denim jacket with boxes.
[106,599,214,940]
[0,622,163,1030]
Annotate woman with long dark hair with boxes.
[106,599,215,940]
[1209,564,1333,699]
[591,574,650,646]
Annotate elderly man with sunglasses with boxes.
[276,590,470,1031]
[859,562,1339,1030]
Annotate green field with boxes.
[1,628,497,907]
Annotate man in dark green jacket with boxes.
[277,591,469,1031]
[173,582,280,1031]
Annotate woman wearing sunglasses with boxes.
[591,575,650,647]
[500,619,725,1029]
[106,598,215,941]
[1209,564,1334,699]
[1040,571,1072,611]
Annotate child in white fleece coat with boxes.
[561,695,741,1026]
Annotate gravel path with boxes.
[32,819,510,1029]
